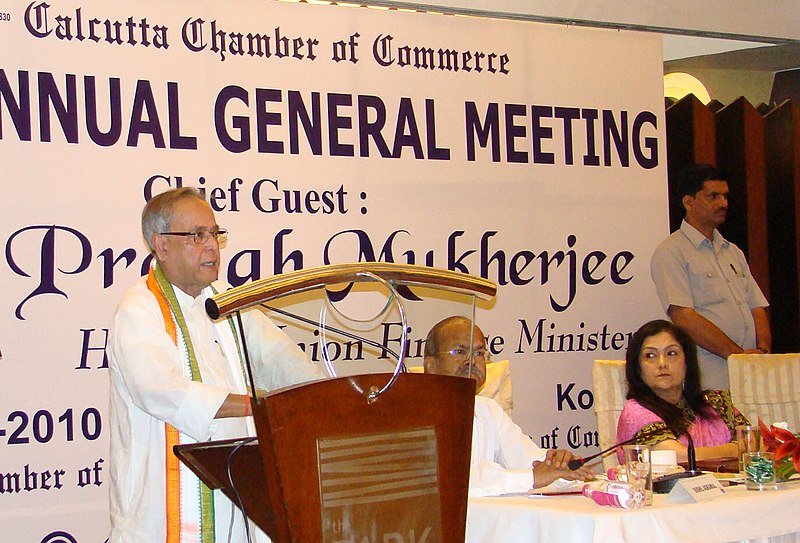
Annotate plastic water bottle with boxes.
[582,480,644,509]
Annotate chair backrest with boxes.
[728,354,800,431]
[477,359,513,417]
[591,359,627,471]
[407,360,513,417]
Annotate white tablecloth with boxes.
[467,482,800,543]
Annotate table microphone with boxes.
[568,435,642,470]
[652,434,703,493]
[568,427,670,470]
[687,433,697,470]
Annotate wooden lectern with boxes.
[175,263,496,543]
[175,372,475,542]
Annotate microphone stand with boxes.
[567,435,641,470]
[260,303,404,366]
[569,428,703,492]
[568,427,666,470]
[652,433,703,493]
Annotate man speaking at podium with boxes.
[107,187,325,543]
[423,316,593,497]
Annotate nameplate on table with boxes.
[667,473,725,503]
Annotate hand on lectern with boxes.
[246,387,270,399]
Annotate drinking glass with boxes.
[622,444,652,506]
[736,425,761,474]
[744,451,775,491]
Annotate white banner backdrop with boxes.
[1,1,667,541]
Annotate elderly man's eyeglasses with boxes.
[437,348,489,361]
[160,227,228,245]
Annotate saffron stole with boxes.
[146,264,217,543]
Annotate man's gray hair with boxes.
[141,187,205,252]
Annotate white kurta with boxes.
[469,396,547,497]
[108,277,326,543]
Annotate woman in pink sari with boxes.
[616,320,749,464]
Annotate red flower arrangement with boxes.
[758,418,800,482]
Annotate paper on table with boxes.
[527,478,585,496]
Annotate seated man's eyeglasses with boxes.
[437,348,490,361]
[160,227,228,245]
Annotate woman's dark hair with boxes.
[625,319,713,436]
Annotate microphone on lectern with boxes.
[260,303,402,363]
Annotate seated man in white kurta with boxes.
[108,187,326,543]
[423,316,593,496]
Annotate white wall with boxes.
[366,0,800,41]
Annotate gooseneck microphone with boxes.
[568,427,670,470]
[260,303,402,363]
[567,434,643,470]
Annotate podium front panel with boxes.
[255,372,474,543]
[318,427,442,542]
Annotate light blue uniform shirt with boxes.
[650,220,768,388]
